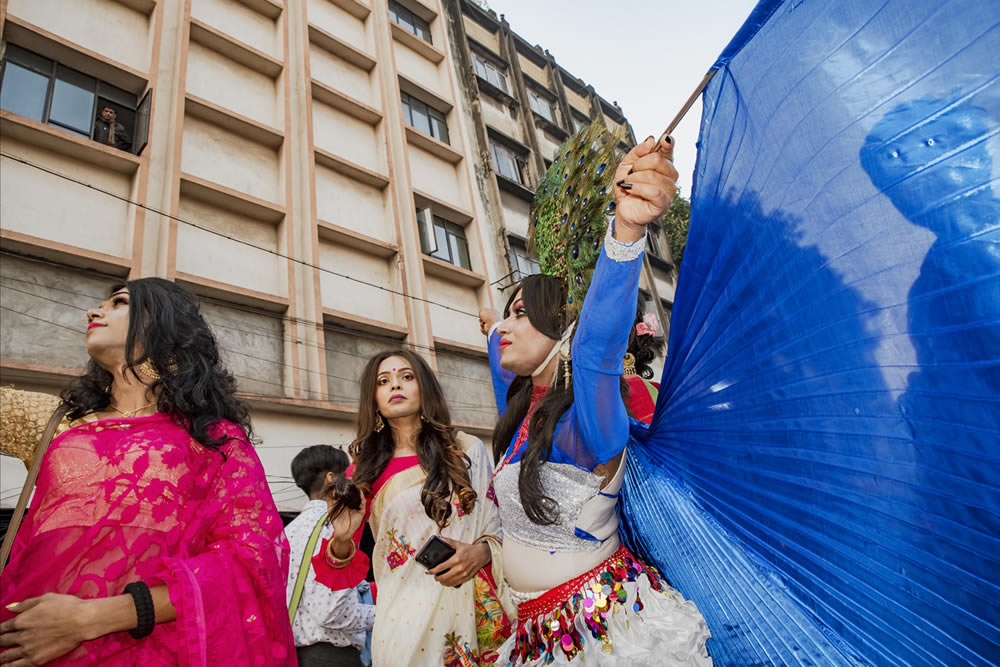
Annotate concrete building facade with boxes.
[0,0,674,511]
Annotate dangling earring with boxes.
[374,413,385,433]
[137,357,177,381]
[138,359,160,380]
[623,353,637,377]
[558,336,573,388]
[419,412,427,422]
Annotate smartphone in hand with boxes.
[414,535,455,570]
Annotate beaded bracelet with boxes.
[123,581,155,639]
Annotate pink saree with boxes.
[0,413,296,666]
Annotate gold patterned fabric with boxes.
[0,386,64,468]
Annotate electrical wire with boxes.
[0,253,499,384]
[0,151,484,318]
[0,290,501,415]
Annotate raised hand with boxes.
[613,135,678,240]
[479,308,501,336]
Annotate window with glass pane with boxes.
[401,92,431,135]
[431,222,450,263]
[0,62,50,122]
[388,0,431,42]
[401,91,448,144]
[528,90,554,122]
[0,44,148,154]
[509,246,539,279]
[429,216,470,269]
[473,54,508,94]
[49,66,96,136]
[429,109,449,144]
[646,225,663,257]
[474,57,487,80]
[490,142,523,183]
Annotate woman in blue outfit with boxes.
[480,132,711,666]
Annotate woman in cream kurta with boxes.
[322,349,513,667]
[364,432,509,666]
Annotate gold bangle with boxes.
[325,539,356,569]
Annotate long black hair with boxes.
[349,349,476,528]
[491,274,578,525]
[61,277,252,451]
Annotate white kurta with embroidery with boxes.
[368,433,510,666]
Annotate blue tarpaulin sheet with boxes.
[621,1,1000,664]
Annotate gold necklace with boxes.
[108,401,156,418]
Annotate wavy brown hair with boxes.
[349,349,476,528]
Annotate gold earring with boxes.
[623,353,637,377]
[419,412,427,422]
[559,339,573,388]
[374,413,385,432]
[137,357,178,381]
[138,359,160,380]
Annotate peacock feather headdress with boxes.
[528,121,626,325]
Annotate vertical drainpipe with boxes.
[500,17,546,180]
[546,54,575,133]
[442,0,517,286]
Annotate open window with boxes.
[508,236,539,281]
[0,44,150,155]
[388,0,432,43]
[401,91,449,144]
[420,212,470,270]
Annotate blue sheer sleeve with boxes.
[487,324,515,416]
[551,224,645,470]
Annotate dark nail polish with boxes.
[616,179,626,187]
[619,182,633,190]
[664,135,673,145]
[627,167,634,175]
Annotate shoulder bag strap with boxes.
[0,404,69,574]
[288,513,328,623]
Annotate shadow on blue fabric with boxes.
[617,2,999,665]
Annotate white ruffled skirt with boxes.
[497,546,711,666]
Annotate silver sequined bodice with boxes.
[494,460,613,553]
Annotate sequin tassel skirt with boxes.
[497,545,711,666]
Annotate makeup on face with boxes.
[85,289,131,369]
[374,357,421,416]
[497,292,559,376]
[86,290,129,337]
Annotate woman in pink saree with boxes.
[0,278,295,666]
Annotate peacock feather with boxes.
[529,121,626,323]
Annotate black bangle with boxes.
[123,581,155,639]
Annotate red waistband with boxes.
[517,545,643,620]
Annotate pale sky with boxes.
[490,0,759,194]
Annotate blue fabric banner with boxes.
[622,1,1000,665]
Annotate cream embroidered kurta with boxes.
[366,433,511,666]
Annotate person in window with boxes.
[93,106,131,152]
